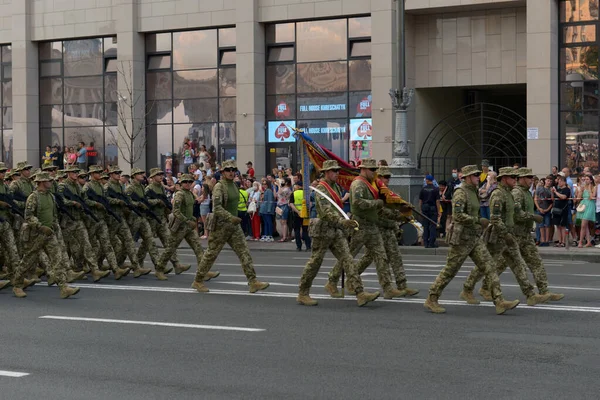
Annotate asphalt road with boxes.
[2,249,600,399]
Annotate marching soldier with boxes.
[105,166,151,278]
[10,161,34,248]
[192,161,269,293]
[462,167,551,306]
[0,162,18,288]
[297,160,379,306]
[143,167,190,279]
[12,172,80,299]
[425,165,520,314]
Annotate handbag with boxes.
[551,206,563,216]
[576,203,586,213]
[275,206,283,216]
[247,200,257,214]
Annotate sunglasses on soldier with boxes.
[223,168,235,172]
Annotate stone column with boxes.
[526,0,559,175]
[114,0,146,174]
[11,0,39,166]
[235,0,266,176]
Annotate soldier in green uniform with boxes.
[12,172,80,299]
[104,166,151,278]
[192,161,269,293]
[42,164,59,194]
[83,165,130,280]
[297,160,380,307]
[425,165,520,314]
[58,165,110,282]
[462,167,551,306]
[10,162,34,249]
[143,167,190,279]
[478,168,564,301]
[326,159,399,298]
[0,162,18,288]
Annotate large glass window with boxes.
[266,18,371,171]
[146,28,236,173]
[39,38,116,168]
[0,45,11,168]
[560,1,600,171]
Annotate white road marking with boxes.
[39,316,264,332]
[0,370,29,378]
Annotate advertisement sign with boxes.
[268,120,296,143]
[350,118,373,141]
[297,93,348,119]
[274,101,291,118]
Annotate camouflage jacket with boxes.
[172,189,195,223]
[58,178,84,220]
[349,177,380,223]
[24,189,58,230]
[512,184,536,237]
[83,179,108,221]
[10,177,34,209]
[212,179,239,223]
[125,180,147,219]
[105,179,128,217]
[145,182,168,214]
[309,179,346,238]
[490,182,515,233]
[378,206,402,230]
[451,183,483,241]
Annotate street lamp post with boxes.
[390,0,415,168]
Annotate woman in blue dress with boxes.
[575,174,596,247]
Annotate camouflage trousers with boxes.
[62,219,100,272]
[299,228,364,294]
[463,233,535,297]
[87,218,119,271]
[195,221,257,282]
[108,218,142,270]
[12,215,24,257]
[158,221,203,273]
[140,218,180,268]
[0,220,20,280]
[428,237,504,301]
[14,225,67,288]
[128,215,160,267]
[376,227,408,289]
[328,221,392,290]
[481,235,549,294]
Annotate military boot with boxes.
[345,279,356,295]
[424,295,446,313]
[460,290,481,305]
[23,278,36,289]
[191,280,209,292]
[0,280,10,290]
[356,290,380,307]
[35,267,46,278]
[324,281,343,298]
[495,299,520,315]
[91,269,110,282]
[133,267,152,278]
[59,285,80,299]
[249,280,269,293]
[113,267,130,280]
[398,287,419,297]
[527,293,551,306]
[47,275,56,286]
[478,287,493,301]
[82,266,91,274]
[174,264,191,275]
[67,270,86,283]
[0,271,8,280]
[203,271,220,281]
[13,287,27,298]
[383,287,404,299]
[164,267,174,275]
[546,292,565,301]
[154,271,168,281]
[297,291,318,306]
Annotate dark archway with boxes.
[418,103,526,178]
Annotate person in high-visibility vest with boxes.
[237,182,251,238]
[289,181,311,251]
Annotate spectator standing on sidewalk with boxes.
[419,174,441,248]
[478,170,497,219]
[535,176,553,246]
[575,174,596,247]
[248,181,262,240]
[290,181,311,251]
[448,168,461,190]
[76,142,87,171]
[438,180,452,238]
[260,180,276,242]
[551,176,570,247]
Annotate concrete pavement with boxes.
[1,250,600,399]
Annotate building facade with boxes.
[0,0,578,176]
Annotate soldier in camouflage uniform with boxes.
[297,160,379,307]
[143,167,190,279]
[83,165,130,280]
[192,161,270,293]
[104,166,151,278]
[0,162,17,289]
[325,159,399,298]
[424,165,520,314]
[478,168,564,302]
[10,161,34,250]
[462,167,551,306]
[12,172,80,299]
[58,165,110,282]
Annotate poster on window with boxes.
[350,118,372,141]
[268,120,296,143]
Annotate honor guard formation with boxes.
[0,159,564,314]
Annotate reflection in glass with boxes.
[104,103,117,126]
[267,95,296,120]
[297,61,348,93]
[350,41,371,58]
[147,100,174,125]
[146,124,172,171]
[63,39,103,76]
[174,123,218,172]
[104,126,120,167]
[63,103,104,126]
[40,78,63,104]
[297,20,347,62]
[297,92,348,120]
[40,105,64,127]
[2,80,11,107]
[562,111,599,170]
[266,23,295,44]
[268,47,294,63]
[39,42,62,61]
[40,128,63,156]
[64,76,103,103]
[296,119,349,161]
[148,55,171,70]
[219,97,236,121]
[219,28,236,47]
[2,64,11,80]
[40,61,62,77]
[561,81,599,110]
[64,127,104,166]
[2,129,12,168]
[2,107,11,129]
[349,59,372,91]
[220,50,236,66]
[266,64,295,95]
[563,25,597,44]
[147,71,172,100]
[146,33,171,53]
[349,17,371,38]
[104,37,118,57]
[561,46,599,80]
[219,67,236,96]
[175,98,218,123]
[173,30,218,70]
[349,91,372,118]
[219,123,236,145]
[173,69,218,99]
[1,45,11,63]
[560,0,599,23]
[104,74,118,102]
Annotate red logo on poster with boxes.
[357,97,371,114]
[357,120,372,138]
[275,123,291,141]
[275,101,290,118]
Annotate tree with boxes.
[108,60,152,172]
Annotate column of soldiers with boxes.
[0,158,565,316]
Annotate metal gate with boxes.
[418,103,527,178]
